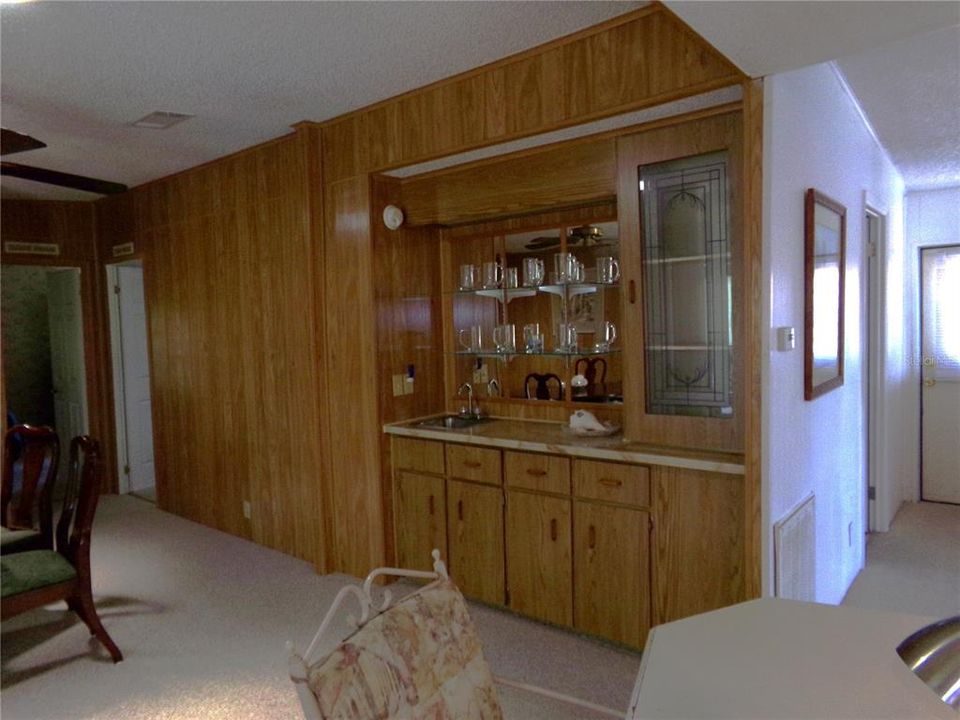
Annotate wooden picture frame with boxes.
[804,188,846,400]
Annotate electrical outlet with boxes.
[392,374,405,396]
[404,377,415,395]
[243,500,252,520]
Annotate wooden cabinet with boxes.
[447,479,504,605]
[573,501,649,646]
[394,471,446,572]
[390,433,744,648]
[506,489,572,626]
[651,465,745,624]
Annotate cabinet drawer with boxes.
[393,437,444,475]
[505,451,570,495]
[573,460,650,507]
[446,444,501,485]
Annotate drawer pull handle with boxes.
[526,468,548,477]
[588,525,596,550]
[550,518,558,541]
[463,460,482,469]
[428,495,435,515]
[457,500,464,521]
[599,478,623,488]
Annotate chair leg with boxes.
[67,596,95,634]
[72,584,123,663]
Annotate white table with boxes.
[629,598,955,719]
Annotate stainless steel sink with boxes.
[415,414,494,430]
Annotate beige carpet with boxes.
[1,495,639,719]
[842,500,960,617]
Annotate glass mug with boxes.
[523,257,545,287]
[597,256,620,284]
[594,320,617,351]
[459,264,478,290]
[482,261,502,289]
[458,325,484,352]
[504,267,519,289]
[493,323,516,353]
[556,322,578,352]
[523,323,543,354]
[554,253,584,283]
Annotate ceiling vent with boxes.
[131,111,193,129]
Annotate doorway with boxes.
[863,209,883,532]
[107,261,156,502]
[920,244,960,504]
[1,264,89,480]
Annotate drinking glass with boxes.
[556,322,577,352]
[523,323,543,353]
[493,323,516,353]
[482,261,502,289]
[459,264,478,290]
[523,257,545,287]
[597,256,620,284]
[504,267,519,289]
[594,320,617,351]
[554,253,572,283]
[458,325,484,352]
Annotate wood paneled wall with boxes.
[94,134,328,568]
[318,5,743,181]
[312,3,750,577]
[0,200,116,493]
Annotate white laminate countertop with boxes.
[628,598,954,720]
[383,415,745,475]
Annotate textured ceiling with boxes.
[0,1,642,200]
[836,25,960,191]
[1,1,958,200]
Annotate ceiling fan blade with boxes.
[1,129,47,156]
[1,162,127,195]
[525,237,561,250]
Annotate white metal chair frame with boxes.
[287,549,623,719]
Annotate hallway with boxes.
[842,501,960,618]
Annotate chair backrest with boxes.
[524,372,563,400]
[55,436,102,567]
[1,425,59,543]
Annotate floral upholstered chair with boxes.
[288,551,622,720]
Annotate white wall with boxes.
[903,187,960,499]
[762,62,905,604]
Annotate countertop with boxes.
[628,598,953,719]
[383,415,745,475]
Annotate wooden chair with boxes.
[288,551,621,719]
[1,424,60,555]
[524,372,564,400]
[1,436,122,663]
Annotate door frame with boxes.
[863,202,885,533]
[106,259,148,494]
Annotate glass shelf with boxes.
[453,282,619,302]
[453,348,621,359]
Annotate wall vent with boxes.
[132,111,193,129]
[774,493,816,601]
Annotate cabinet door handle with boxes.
[526,468,548,477]
[588,525,596,550]
[463,460,482,469]
[599,478,622,488]
[550,518,558,541]
[457,500,464,521]
[628,279,637,304]
[428,495,435,515]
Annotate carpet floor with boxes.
[1,495,640,719]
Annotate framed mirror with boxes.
[804,188,846,400]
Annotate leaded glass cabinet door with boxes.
[616,114,743,452]
[640,151,732,418]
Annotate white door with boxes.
[115,265,156,495]
[46,268,88,477]
[920,244,960,504]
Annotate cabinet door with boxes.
[447,480,504,605]
[506,490,572,625]
[394,471,446,572]
[574,501,649,647]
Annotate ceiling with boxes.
[1,1,958,200]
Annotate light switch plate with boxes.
[777,326,796,352]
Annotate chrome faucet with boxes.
[487,377,501,398]
[457,382,479,418]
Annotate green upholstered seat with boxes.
[0,526,43,554]
[1,550,77,598]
